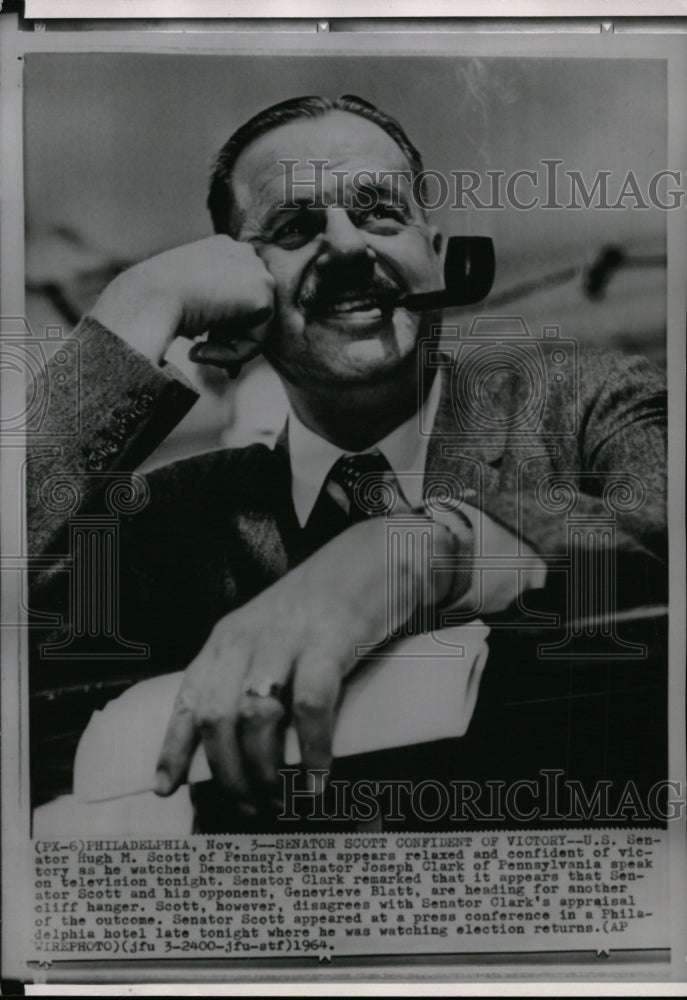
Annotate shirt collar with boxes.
[287,371,443,527]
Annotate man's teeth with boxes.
[332,302,378,314]
[325,296,387,314]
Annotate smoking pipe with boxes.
[400,236,495,311]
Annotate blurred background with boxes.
[24,52,667,470]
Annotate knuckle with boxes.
[293,691,327,722]
[198,705,230,732]
[253,279,275,308]
[172,684,198,715]
[234,236,255,255]
[240,697,284,725]
[208,617,231,641]
[206,625,239,657]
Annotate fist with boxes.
[92,235,275,367]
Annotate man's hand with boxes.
[91,235,275,369]
[154,515,458,810]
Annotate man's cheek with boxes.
[393,310,422,344]
[262,300,306,357]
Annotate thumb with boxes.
[189,311,271,374]
[189,337,263,376]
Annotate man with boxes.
[28,95,667,829]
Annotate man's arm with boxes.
[27,317,199,562]
[476,350,666,621]
[29,235,276,559]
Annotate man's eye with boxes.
[355,203,407,230]
[272,215,320,249]
[371,204,405,221]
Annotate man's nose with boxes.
[315,208,371,270]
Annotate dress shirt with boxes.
[285,372,547,614]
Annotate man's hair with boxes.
[207,94,425,236]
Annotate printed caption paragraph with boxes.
[30,831,668,960]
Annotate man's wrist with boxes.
[405,509,474,610]
[434,510,475,608]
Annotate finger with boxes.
[238,690,287,796]
[188,301,272,364]
[206,309,272,344]
[177,299,273,342]
[238,645,292,793]
[292,649,343,791]
[189,340,264,375]
[237,304,274,330]
[201,709,253,806]
[155,686,199,796]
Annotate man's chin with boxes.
[318,333,421,385]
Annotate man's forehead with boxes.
[231,110,413,216]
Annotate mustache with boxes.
[298,266,404,315]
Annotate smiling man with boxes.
[223,108,441,397]
[28,95,667,831]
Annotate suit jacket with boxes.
[27,317,667,811]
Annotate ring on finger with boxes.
[241,677,284,701]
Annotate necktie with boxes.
[326,450,398,524]
[300,450,398,554]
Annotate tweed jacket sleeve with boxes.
[432,347,668,621]
[27,316,200,561]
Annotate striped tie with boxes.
[326,450,397,524]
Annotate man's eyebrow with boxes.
[354,178,412,203]
[257,198,321,230]
[267,179,412,215]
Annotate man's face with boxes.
[231,111,442,387]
